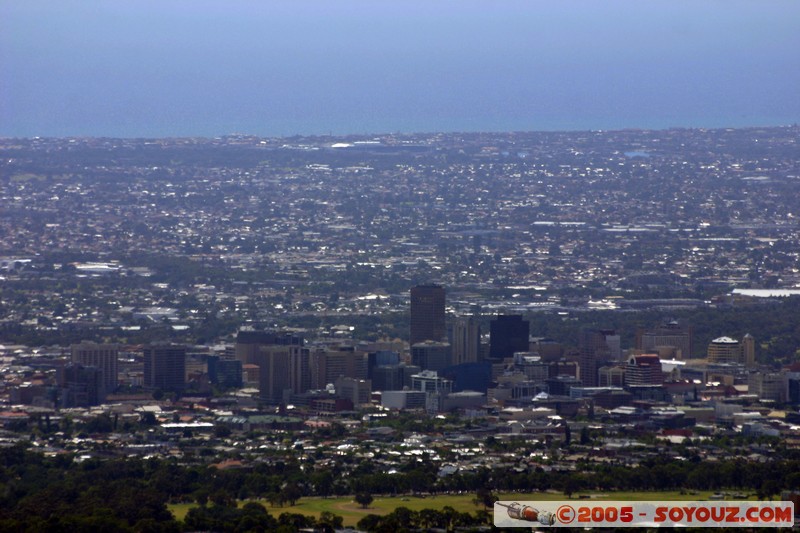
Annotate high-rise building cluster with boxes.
[2,284,790,418]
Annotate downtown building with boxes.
[636,321,693,360]
[578,329,621,387]
[450,316,481,365]
[410,285,446,345]
[489,315,530,361]
[235,330,308,403]
[309,345,369,390]
[707,334,755,367]
[143,344,186,392]
[71,342,119,394]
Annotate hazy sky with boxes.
[2,1,799,137]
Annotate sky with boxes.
[2,1,799,138]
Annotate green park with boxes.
[169,490,721,527]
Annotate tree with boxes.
[277,512,314,531]
[563,475,581,499]
[318,510,344,530]
[475,509,493,525]
[474,487,495,509]
[210,489,235,508]
[194,488,209,507]
[311,469,334,498]
[355,492,374,509]
[84,414,114,433]
[357,514,383,532]
[405,469,434,494]
[757,479,781,501]
[282,483,302,506]
[266,491,285,508]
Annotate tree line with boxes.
[1,443,798,532]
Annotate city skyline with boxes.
[3,2,800,529]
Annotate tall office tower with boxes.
[143,344,186,391]
[578,329,618,387]
[410,285,446,346]
[636,320,693,359]
[411,341,451,372]
[61,363,105,407]
[71,342,119,394]
[742,333,755,367]
[309,346,369,390]
[489,315,530,360]
[207,355,243,388]
[290,346,311,394]
[450,316,481,365]
[249,345,294,403]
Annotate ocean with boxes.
[1,0,799,138]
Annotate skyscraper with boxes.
[207,355,243,388]
[742,333,755,367]
[450,316,481,365]
[410,285,446,346]
[250,345,295,403]
[60,363,105,407]
[489,315,529,360]
[71,342,119,394]
[143,344,186,391]
[578,329,618,387]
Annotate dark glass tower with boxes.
[143,344,186,391]
[489,315,529,360]
[410,285,446,345]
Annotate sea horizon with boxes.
[2,122,799,142]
